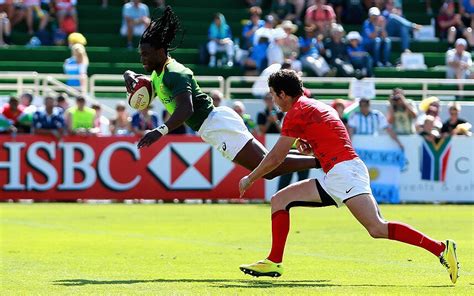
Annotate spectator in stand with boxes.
[232,100,257,135]
[441,102,471,136]
[362,7,392,67]
[323,24,354,77]
[131,104,159,136]
[291,0,305,24]
[348,98,403,150]
[0,9,11,46]
[244,15,275,73]
[331,98,349,128]
[1,96,23,130]
[20,92,36,115]
[327,0,343,23]
[209,89,224,107]
[21,0,49,35]
[17,92,36,132]
[120,0,150,49]
[65,96,96,135]
[304,0,336,38]
[446,38,472,93]
[438,1,474,47]
[0,0,14,20]
[266,27,286,66]
[242,6,264,50]
[278,20,302,71]
[257,92,284,135]
[347,31,373,77]
[110,102,131,135]
[383,0,422,52]
[68,32,87,47]
[342,0,365,25]
[56,93,69,112]
[31,96,65,138]
[207,13,234,67]
[253,14,276,47]
[460,0,474,29]
[64,43,89,93]
[0,113,15,134]
[386,88,418,135]
[416,96,443,132]
[54,0,78,32]
[271,0,296,23]
[91,103,111,136]
[419,115,441,144]
[299,25,332,77]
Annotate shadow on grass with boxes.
[53,279,456,289]
[53,278,332,288]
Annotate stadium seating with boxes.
[0,0,470,99]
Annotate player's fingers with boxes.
[137,137,147,149]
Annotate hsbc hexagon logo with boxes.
[147,143,235,190]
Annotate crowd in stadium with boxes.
[0,1,473,78]
[0,1,472,138]
[0,88,471,140]
[198,0,474,80]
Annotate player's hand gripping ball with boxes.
[124,71,153,110]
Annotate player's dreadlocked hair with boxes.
[140,6,182,52]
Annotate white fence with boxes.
[88,74,225,99]
[3,72,474,100]
[226,76,474,99]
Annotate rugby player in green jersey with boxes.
[124,6,319,179]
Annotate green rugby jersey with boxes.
[150,58,214,131]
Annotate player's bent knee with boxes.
[270,193,289,212]
[366,223,388,239]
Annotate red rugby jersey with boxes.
[281,96,358,173]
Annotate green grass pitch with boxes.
[1,203,473,295]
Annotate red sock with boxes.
[267,210,290,263]
[388,222,445,257]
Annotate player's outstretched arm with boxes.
[239,136,295,197]
[137,92,194,149]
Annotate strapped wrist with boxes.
[155,124,169,136]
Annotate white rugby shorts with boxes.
[316,157,372,207]
[198,106,254,160]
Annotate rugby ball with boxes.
[127,77,153,110]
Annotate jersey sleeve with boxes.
[167,72,193,97]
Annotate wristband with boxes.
[155,124,169,136]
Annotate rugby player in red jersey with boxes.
[238,69,459,284]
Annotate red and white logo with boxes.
[147,143,234,190]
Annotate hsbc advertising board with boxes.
[0,135,264,200]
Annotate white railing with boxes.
[89,74,225,99]
[225,76,474,99]
[40,74,84,97]
[2,72,474,101]
[0,72,85,97]
[0,72,41,96]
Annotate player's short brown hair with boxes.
[268,69,304,98]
